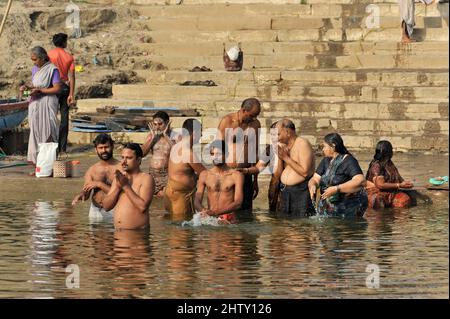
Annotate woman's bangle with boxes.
[336,185,340,193]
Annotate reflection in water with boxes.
[29,202,60,267]
[110,229,153,298]
[163,225,198,298]
[0,196,447,298]
[27,201,60,297]
[195,226,261,298]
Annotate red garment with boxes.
[392,192,411,208]
[366,160,411,209]
[218,212,237,224]
[48,48,75,82]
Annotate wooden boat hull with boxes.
[0,99,29,131]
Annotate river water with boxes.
[0,152,448,298]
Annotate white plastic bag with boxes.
[35,143,58,178]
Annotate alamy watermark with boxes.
[65,264,80,289]
[65,1,82,38]
[365,4,381,29]
[366,264,380,289]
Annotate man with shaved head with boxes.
[276,119,316,217]
[217,98,261,211]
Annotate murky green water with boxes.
[0,153,448,298]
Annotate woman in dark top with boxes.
[308,133,368,217]
[366,140,414,209]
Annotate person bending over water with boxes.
[141,111,179,197]
[164,119,206,221]
[366,140,414,209]
[276,119,316,217]
[308,133,368,217]
[102,143,154,230]
[72,134,119,219]
[195,140,244,225]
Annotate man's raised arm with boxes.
[72,166,94,205]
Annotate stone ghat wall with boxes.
[13,0,445,152]
[80,0,408,5]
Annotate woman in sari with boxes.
[366,140,414,209]
[308,133,368,217]
[21,47,61,169]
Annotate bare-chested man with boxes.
[237,121,283,212]
[141,111,179,197]
[217,98,261,211]
[102,143,154,230]
[164,118,206,221]
[276,119,315,217]
[195,140,244,224]
[72,134,119,220]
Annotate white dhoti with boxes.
[89,202,114,221]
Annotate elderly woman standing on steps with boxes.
[20,46,61,170]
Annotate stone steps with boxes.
[135,41,449,57]
[141,28,448,43]
[130,0,384,5]
[142,15,447,31]
[72,95,449,151]
[82,118,445,137]
[67,128,447,153]
[75,98,448,121]
[110,83,448,103]
[138,70,449,87]
[68,1,449,152]
[68,114,448,153]
[130,0,442,5]
[134,2,448,19]
[131,53,449,70]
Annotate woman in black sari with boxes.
[308,133,368,217]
